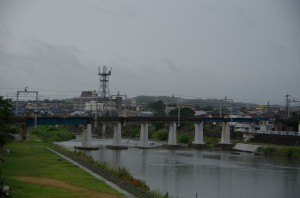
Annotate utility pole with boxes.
[285,93,300,118]
[223,97,233,125]
[286,93,291,117]
[16,87,38,127]
[172,95,181,126]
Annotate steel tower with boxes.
[98,66,112,101]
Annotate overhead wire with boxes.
[0,87,293,106]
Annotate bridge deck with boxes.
[18,116,276,127]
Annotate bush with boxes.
[263,147,277,156]
[31,126,75,142]
[177,134,192,144]
[151,190,169,198]
[122,125,140,138]
[204,137,219,150]
[260,146,300,160]
[151,129,168,141]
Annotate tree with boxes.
[169,107,195,117]
[0,97,18,147]
[194,104,201,111]
[203,106,213,111]
[146,100,165,114]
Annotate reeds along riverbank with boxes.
[256,146,300,160]
[50,144,169,198]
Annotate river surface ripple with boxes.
[57,138,300,198]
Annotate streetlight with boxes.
[172,95,181,126]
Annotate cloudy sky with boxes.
[0,0,299,105]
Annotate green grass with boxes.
[30,126,75,142]
[150,128,168,141]
[8,180,78,198]
[0,140,125,198]
[257,146,300,160]
[51,144,169,198]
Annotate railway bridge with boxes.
[16,116,276,148]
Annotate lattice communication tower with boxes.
[98,66,112,101]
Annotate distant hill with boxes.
[128,95,258,109]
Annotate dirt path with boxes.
[13,176,121,198]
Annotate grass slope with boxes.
[0,139,125,198]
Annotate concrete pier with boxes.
[112,122,122,146]
[193,123,205,145]
[219,122,232,149]
[139,123,149,148]
[107,122,127,149]
[82,124,92,147]
[168,122,177,145]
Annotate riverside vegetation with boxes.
[1,126,168,198]
[0,137,125,198]
[256,146,300,160]
[122,123,300,159]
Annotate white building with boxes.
[84,101,104,111]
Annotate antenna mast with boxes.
[98,66,112,101]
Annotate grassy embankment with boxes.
[1,126,169,198]
[255,145,300,160]
[0,136,125,198]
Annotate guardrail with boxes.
[253,131,300,136]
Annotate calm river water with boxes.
[57,138,300,198]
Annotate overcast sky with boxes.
[0,0,299,105]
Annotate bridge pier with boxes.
[107,122,127,149]
[192,123,205,147]
[82,124,92,147]
[168,122,177,145]
[219,122,232,149]
[75,124,99,150]
[139,123,149,148]
[112,122,122,146]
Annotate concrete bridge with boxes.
[15,116,276,149]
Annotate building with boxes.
[84,101,104,111]
[73,90,97,111]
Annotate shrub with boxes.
[260,146,300,160]
[152,129,168,141]
[31,126,75,142]
[263,147,277,156]
[177,134,192,144]
[204,137,219,149]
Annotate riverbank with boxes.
[0,139,126,198]
[255,145,300,160]
[59,138,300,198]
[50,143,165,198]
[232,142,300,160]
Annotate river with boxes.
[57,138,300,198]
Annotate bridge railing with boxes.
[251,130,300,136]
[16,116,278,127]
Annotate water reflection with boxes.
[58,139,300,198]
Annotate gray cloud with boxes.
[0,0,299,104]
[160,57,179,72]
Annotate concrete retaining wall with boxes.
[233,143,262,152]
